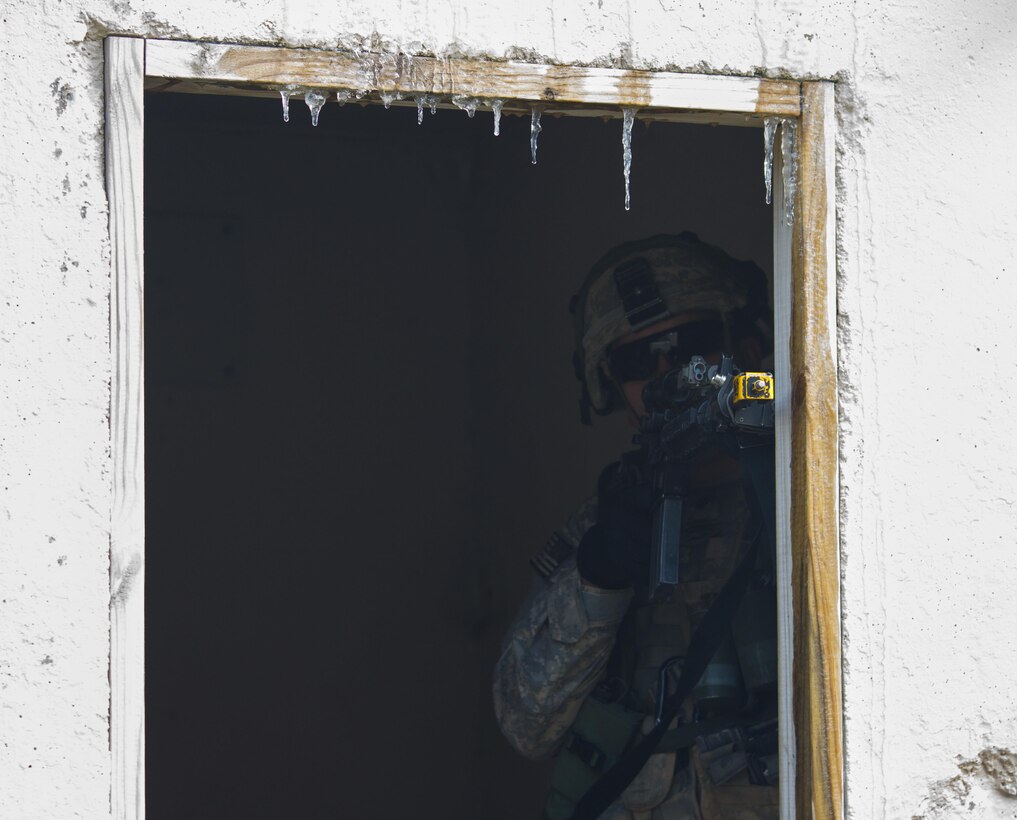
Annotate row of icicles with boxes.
[280,87,798,221]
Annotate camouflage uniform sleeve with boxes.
[493,497,634,760]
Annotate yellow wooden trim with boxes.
[144,39,801,119]
[791,81,843,820]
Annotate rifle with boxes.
[566,356,778,820]
[635,354,775,603]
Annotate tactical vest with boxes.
[542,479,779,820]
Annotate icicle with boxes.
[401,53,418,88]
[336,90,353,106]
[452,95,480,118]
[279,87,297,123]
[413,93,440,123]
[491,99,504,136]
[304,90,326,126]
[379,90,404,109]
[763,117,779,205]
[621,108,637,211]
[780,118,798,227]
[354,49,380,97]
[530,106,543,165]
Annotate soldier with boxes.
[493,233,779,820]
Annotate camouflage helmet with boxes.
[570,232,769,422]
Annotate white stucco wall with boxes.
[2,1,1016,817]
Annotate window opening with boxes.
[107,36,841,820]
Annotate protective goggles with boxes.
[605,319,725,382]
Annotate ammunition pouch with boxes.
[542,697,644,820]
[696,717,779,787]
[693,718,780,820]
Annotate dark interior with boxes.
[144,91,773,819]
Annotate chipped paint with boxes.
[915,749,1017,818]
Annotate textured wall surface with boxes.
[1,0,1015,817]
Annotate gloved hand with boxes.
[576,461,654,591]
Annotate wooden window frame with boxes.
[105,35,840,820]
